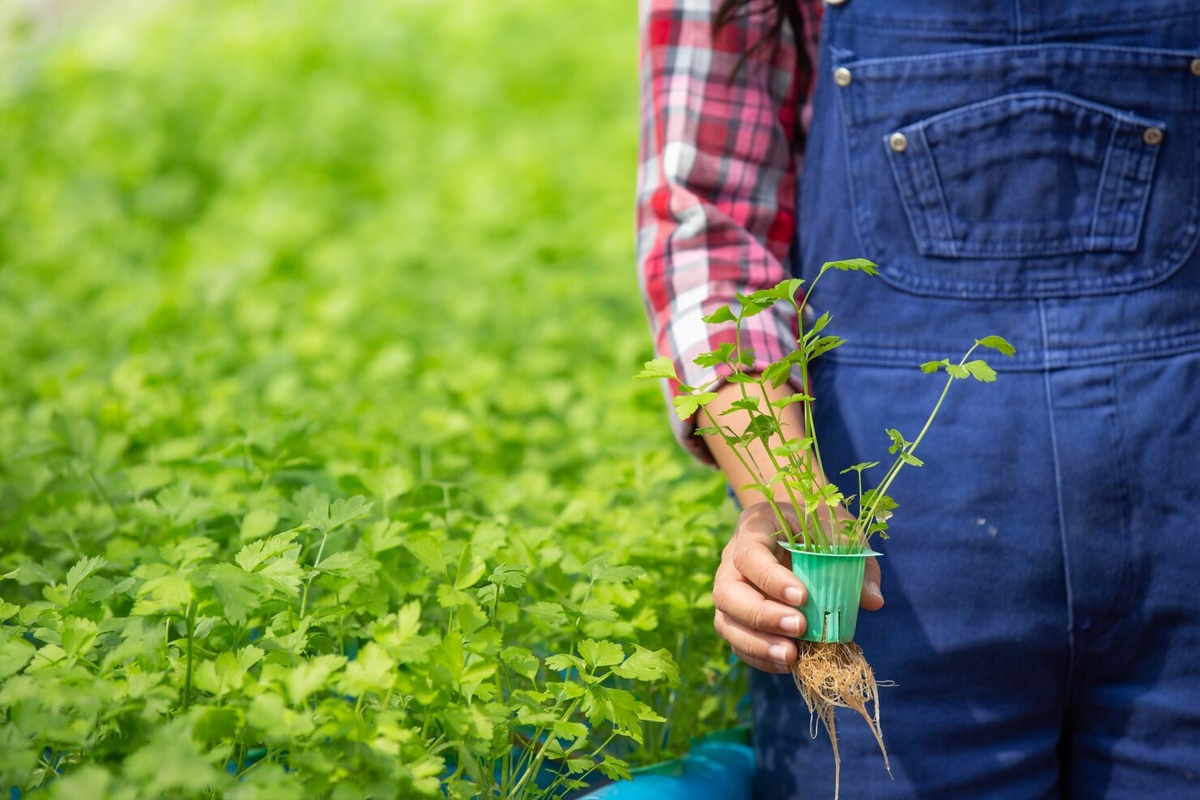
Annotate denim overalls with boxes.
[751,2,1200,796]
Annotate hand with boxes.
[712,502,884,673]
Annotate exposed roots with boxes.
[790,640,891,799]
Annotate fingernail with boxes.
[864,580,883,603]
[780,615,801,635]
[768,644,788,663]
[784,586,804,605]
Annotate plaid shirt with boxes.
[636,0,823,462]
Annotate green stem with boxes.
[508,696,584,799]
[182,604,196,713]
[857,344,979,541]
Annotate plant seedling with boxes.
[637,258,1014,797]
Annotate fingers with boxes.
[861,555,884,610]
[713,503,886,673]
[712,503,808,673]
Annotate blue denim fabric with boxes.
[751,2,1200,797]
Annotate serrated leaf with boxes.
[239,508,278,542]
[60,616,99,661]
[946,364,969,379]
[308,495,373,535]
[317,550,378,580]
[898,452,925,467]
[920,358,949,374]
[585,554,644,584]
[693,342,736,368]
[500,647,540,681]
[64,556,106,599]
[612,646,679,684]
[236,530,300,573]
[487,564,527,590]
[526,602,567,626]
[0,637,35,679]
[770,393,811,409]
[133,573,193,615]
[977,335,1016,357]
[402,532,446,575]
[578,639,623,669]
[699,306,737,325]
[672,392,717,421]
[203,563,271,624]
[545,653,585,673]
[286,654,347,706]
[963,359,997,382]
[633,356,678,381]
[821,257,878,275]
[453,545,486,590]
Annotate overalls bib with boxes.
[751,2,1200,796]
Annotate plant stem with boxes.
[857,344,979,541]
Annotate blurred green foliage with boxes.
[0,1,746,797]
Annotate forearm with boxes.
[700,377,807,508]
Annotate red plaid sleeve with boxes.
[636,0,822,462]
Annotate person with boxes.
[636,0,1200,796]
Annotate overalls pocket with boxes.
[886,91,1163,259]
[833,44,1200,299]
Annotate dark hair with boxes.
[712,0,806,65]
[712,0,810,150]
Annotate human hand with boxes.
[712,502,884,673]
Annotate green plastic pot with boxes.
[781,545,881,643]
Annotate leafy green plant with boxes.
[638,259,1015,555]
[636,260,1014,798]
[0,0,747,797]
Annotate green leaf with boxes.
[286,654,347,706]
[133,573,193,615]
[239,508,278,542]
[672,392,717,421]
[721,397,760,414]
[487,563,527,589]
[64,555,106,600]
[840,461,879,474]
[770,393,811,409]
[0,636,35,679]
[977,335,1017,357]
[761,361,793,389]
[946,364,969,379]
[699,306,737,325]
[453,545,487,590]
[500,647,540,681]
[579,639,624,669]
[235,530,301,573]
[403,532,447,575]
[545,653,585,673]
[772,437,813,457]
[898,452,925,467]
[633,356,678,381]
[60,616,99,662]
[308,495,373,535]
[316,550,378,580]
[585,554,644,583]
[692,342,736,368]
[526,601,568,626]
[963,359,997,382]
[920,358,949,374]
[612,646,679,684]
[821,257,878,275]
[203,563,271,624]
[735,292,770,317]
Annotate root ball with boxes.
[790,640,890,799]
